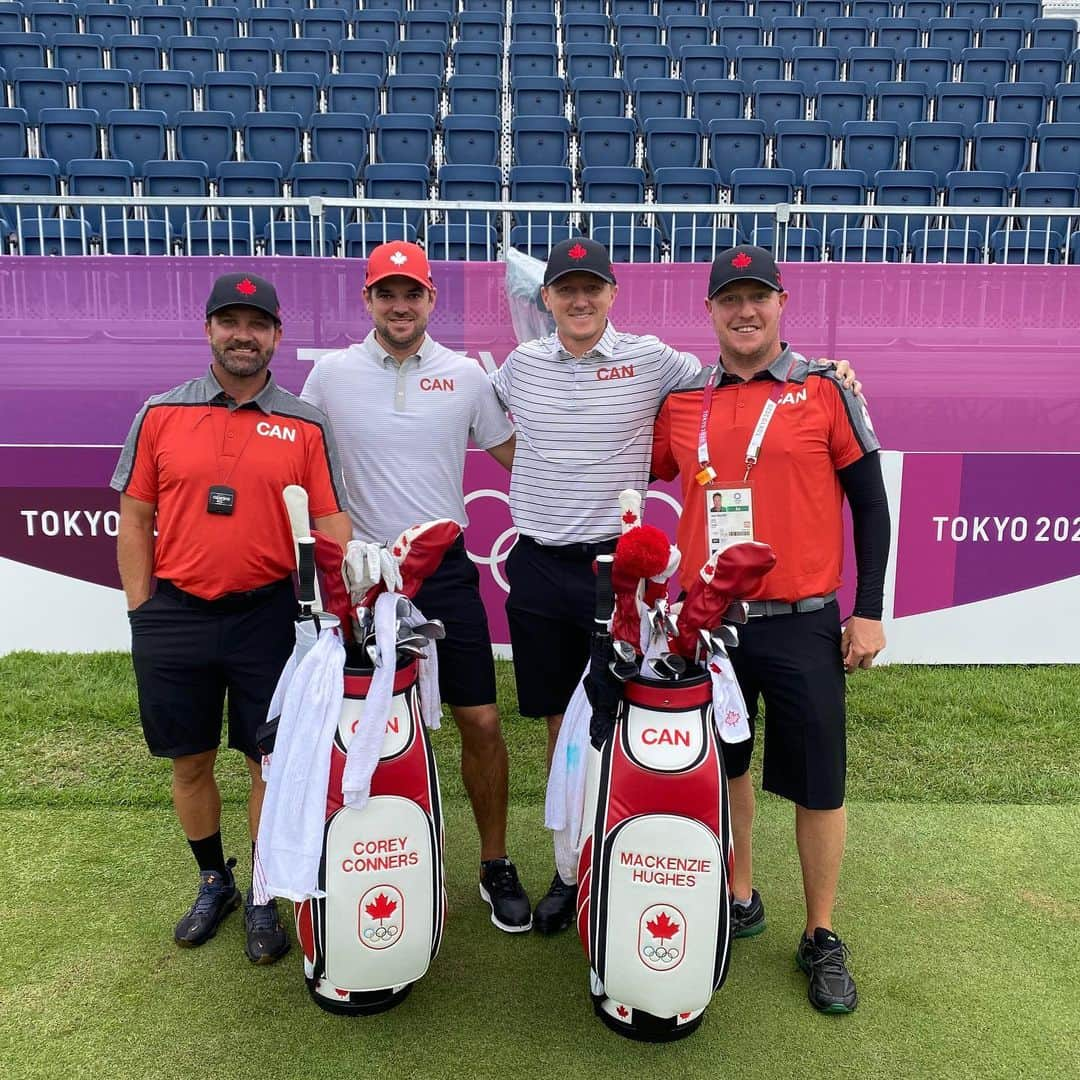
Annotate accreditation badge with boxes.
[704,483,754,558]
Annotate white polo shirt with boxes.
[491,322,701,544]
[301,331,514,543]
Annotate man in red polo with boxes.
[113,272,351,964]
[652,246,890,1014]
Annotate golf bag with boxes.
[295,651,446,1015]
[577,668,732,1042]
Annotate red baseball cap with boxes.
[364,241,435,291]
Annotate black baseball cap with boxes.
[707,245,784,298]
[543,237,617,287]
[205,272,282,323]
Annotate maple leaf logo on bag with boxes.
[732,252,752,269]
[638,903,686,970]
[646,911,680,940]
[616,1005,629,1018]
[235,278,257,295]
[568,242,588,260]
[359,884,404,949]
[365,893,397,922]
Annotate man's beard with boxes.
[212,342,273,378]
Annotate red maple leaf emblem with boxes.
[621,509,638,525]
[679,1012,691,1020]
[704,564,715,575]
[568,242,588,260]
[365,893,397,922]
[731,252,752,269]
[646,911,680,941]
[235,278,257,295]
[709,661,721,673]
[335,988,350,998]
[392,545,402,557]
[616,1005,629,1018]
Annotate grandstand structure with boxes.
[1,0,1079,261]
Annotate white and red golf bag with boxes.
[576,667,732,1042]
[295,653,446,1015]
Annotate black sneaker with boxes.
[796,928,859,1014]
[533,871,577,935]
[244,892,290,965]
[479,858,532,933]
[731,889,766,939]
[174,857,241,948]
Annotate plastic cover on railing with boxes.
[505,247,555,344]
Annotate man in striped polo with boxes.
[300,243,533,934]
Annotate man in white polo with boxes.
[300,242,531,934]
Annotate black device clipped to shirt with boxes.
[207,484,236,515]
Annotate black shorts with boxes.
[505,535,617,718]
[411,538,496,708]
[129,578,296,762]
[723,601,847,811]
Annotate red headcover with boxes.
[611,525,670,648]
[312,530,351,627]
[393,519,463,598]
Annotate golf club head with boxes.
[395,633,431,653]
[609,657,640,683]
[651,652,687,680]
[612,639,638,664]
[722,600,749,625]
[719,624,739,650]
[412,619,446,641]
[397,643,430,660]
[365,643,381,667]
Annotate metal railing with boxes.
[2,195,1078,263]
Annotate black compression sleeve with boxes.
[837,451,891,620]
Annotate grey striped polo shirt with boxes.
[491,322,701,544]
[301,331,515,544]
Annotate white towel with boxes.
[545,668,592,886]
[254,623,345,904]
[708,650,751,744]
[341,591,442,810]
[259,620,319,782]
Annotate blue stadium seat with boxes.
[707,117,767,184]
[101,217,170,255]
[457,12,504,43]
[614,14,663,47]
[338,40,390,80]
[565,42,616,80]
[945,169,1009,242]
[679,46,732,83]
[508,223,578,258]
[264,220,338,257]
[899,0,945,18]
[578,116,637,168]
[666,16,712,56]
[847,47,899,86]
[392,40,448,79]
[1017,170,1080,231]
[509,43,559,79]
[437,163,501,227]
[0,157,60,233]
[814,80,870,137]
[977,18,1025,59]
[13,67,69,124]
[672,222,744,260]
[28,2,78,39]
[366,0,405,12]
[757,224,824,258]
[581,165,647,229]
[1032,18,1077,55]
[716,16,764,51]
[972,121,1032,185]
[997,0,1040,20]
[960,48,1013,92]
[362,162,429,229]
[137,70,194,127]
[222,37,274,82]
[804,0,845,18]
[441,115,501,167]
[841,119,900,174]
[248,9,294,49]
[0,32,47,71]
[446,75,501,118]
[875,18,921,54]
[344,219,420,257]
[67,157,134,225]
[386,74,441,119]
[510,13,557,43]
[643,117,704,170]
[425,222,499,259]
[871,169,939,231]
[1016,49,1068,95]
[300,10,347,48]
[1052,83,1080,125]
[850,0,892,19]
[192,5,241,40]
[414,0,454,9]
[824,17,871,56]
[0,3,26,33]
[729,166,796,234]
[653,166,722,239]
[562,0,604,11]
[512,115,571,167]
[282,38,334,82]
[289,162,358,231]
[692,78,746,125]
[106,107,165,174]
[735,45,785,83]
[903,48,953,88]
[830,227,903,261]
[17,217,92,255]
[660,0,704,19]
[927,17,975,62]
[53,32,105,71]
[771,17,819,58]
[934,82,988,137]
[165,36,218,83]
[754,0,796,23]
[352,11,400,44]
[802,167,867,232]
[0,107,29,160]
[621,43,675,82]
[990,228,1064,264]
[613,0,655,15]
[373,113,435,167]
[451,41,502,78]
[403,9,452,41]
[874,80,929,127]
[907,120,966,188]
[182,219,252,256]
[634,77,689,124]
[1035,122,1080,175]
[509,165,572,227]
[242,111,303,174]
[993,82,1048,129]
[143,158,209,233]
[218,160,283,233]
[134,4,182,40]
[911,227,981,261]
[310,113,370,168]
[327,73,380,119]
[709,0,752,16]
[511,76,565,118]
[594,224,665,262]
[176,110,235,175]
[752,79,808,133]
[202,72,258,122]
[791,46,841,84]
[77,69,134,115]
[950,0,993,19]
[773,119,833,185]
[573,76,628,120]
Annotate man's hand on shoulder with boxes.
[841,616,885,672]
[818,358,862,397]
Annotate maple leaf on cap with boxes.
[732,252,752,269]
[365,893,398,921]
[646,911,680,941]
[568,242,588,260]
[390,250,407,265]
[236,278,257,295]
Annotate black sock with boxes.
[188,831,226,874]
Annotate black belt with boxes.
[745,592,837,618]
[157,576,292,613]
[517,534,618,562]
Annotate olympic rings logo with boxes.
[641,945,680,963]
[363,925,399,942]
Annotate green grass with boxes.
[1,653,1078,1080]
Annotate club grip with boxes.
[594,553,614,627]
[297,536,318,609]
